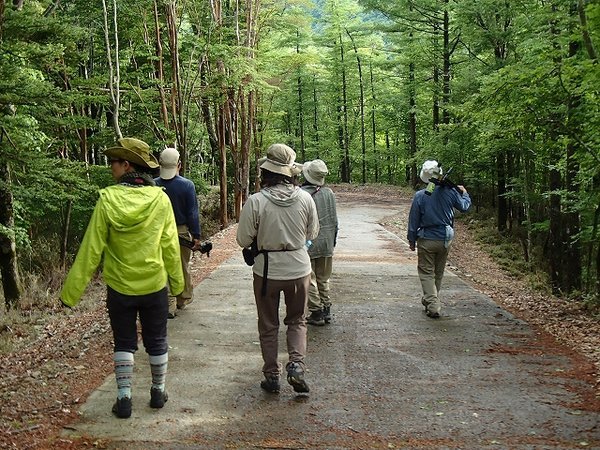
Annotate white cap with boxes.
[419,160,442,183]
[159,147,180,180]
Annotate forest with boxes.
[0,0,598,311]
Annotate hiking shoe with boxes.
[286,362,309,393]
[260,375,281,394]
[323,306,331,324]
[306,310,325,326]
[112,397,132,418]
[150,388,168,408]
[426,309,440,319]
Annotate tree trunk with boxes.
[296,33,305,161]
[408,61,417,188]
[562,33,582,293]
[347,30,366,184]
[0,159,22,309]
[166,2,185,166]
[370,60,378,182]
[60,200,72,269]
[153,0,170,130]
[102,0,121,139]
[442,4,450,126]
[548,165,562,294]
[339,33,350,183]
[496,150,508,232]
[312,75,319,149]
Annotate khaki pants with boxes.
[417,238,450,314]
[253,274,310,377]
[308,257,333,313]
[169,225,193,314]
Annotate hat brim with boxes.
[159,166,178,180]
[303,162,325,186]
[260,160,293,177]
[104,146,159,169]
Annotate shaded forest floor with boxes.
[0,184,598,449]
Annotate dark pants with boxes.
[106,286,169,356]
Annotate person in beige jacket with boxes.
[237,143,319,394]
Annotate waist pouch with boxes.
[242,239,300,295]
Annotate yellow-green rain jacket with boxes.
[60,184,184,307]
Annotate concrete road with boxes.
[63,198,600,449]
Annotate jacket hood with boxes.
[261,184,302,207]
[99,185,166,231]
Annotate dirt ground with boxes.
[0,184,598,449]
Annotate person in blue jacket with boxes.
[155,147,202,318]
[407,160,471,318]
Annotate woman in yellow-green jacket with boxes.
[60,138,184,419]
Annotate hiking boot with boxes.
[150,387,168,408]
[112,396,132,418]
[306,310,325,326]
[426,309,440,319]
[260,375,281,394]
[323,306,331,324]
[286,362,309,393]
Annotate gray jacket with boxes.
[301,185,338,259]
[237,184,320,280]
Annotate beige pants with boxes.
[169,225,193,314]
[308,257,333,312]
[253,274,310,377]
[417,238,450,314]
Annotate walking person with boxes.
[407,160,471,318]
[237,143,319,394]
[301,159,339,326]
[60,137,184,418]
[154,147,202,318]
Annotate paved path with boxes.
[63,198,600,449]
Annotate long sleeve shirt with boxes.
[237,184,320,280]
[154,175,201,239]
[407,186,471,243]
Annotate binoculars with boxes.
[179,237,213,257]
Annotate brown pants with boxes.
[169,225,193,314]
[308,257,333,313]
[253,274,310,377]
[417,238,450,314]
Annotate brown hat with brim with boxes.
[104,137,159,169]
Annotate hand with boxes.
[191,238,201,251]
[409,242,416,251]
[457,185,467,194]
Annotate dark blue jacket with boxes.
[154,175,201,239]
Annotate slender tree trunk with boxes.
[60,200,72,268]
[562,29,582,292]
[153,0,170,130]
[102,0,121,139]
[496,150,508,232]
[339,33,350,182]
[296,32,305,161]
[166,2,185,166]
[370,59,378,182]
[0,145,22,309]
[408,61,417,188]
[312,75,319,148]
[347,30,366,184]
[442,3,450,126]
